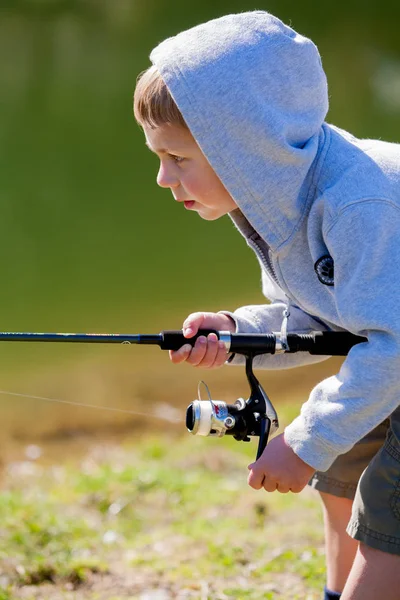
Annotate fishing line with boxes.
[0,389,184,423]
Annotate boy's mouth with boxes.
[184,200,196,209]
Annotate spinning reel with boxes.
[183,328,365,460]
[186,355,278,460]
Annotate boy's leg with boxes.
[344,407,400,599]
[319,492,358,592]
[308,419,389,595]
[341,542,400,600]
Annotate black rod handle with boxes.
[287,331,367,355]
[159,329,220,351]
[160,330,366,355]
[229,333,276,355]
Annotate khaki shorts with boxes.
[308,407,400,556]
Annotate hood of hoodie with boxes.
[150,11,329,252]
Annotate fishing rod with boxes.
[0,329,366,459]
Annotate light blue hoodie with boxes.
[150,11,400,471]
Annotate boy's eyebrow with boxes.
[145,141,167,154]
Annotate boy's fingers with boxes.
[169,345,192,364]
[171,314,231,367]
[247,468,264,490]
[289,482,306,494]
[169,336,227,368]
[262,479,278,493]
[186,336,208,366]
[276,483,290,494]
[248,461,278,493]
[196,333,219,368]
[213,341,229,367]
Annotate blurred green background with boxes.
[0,0,400,452]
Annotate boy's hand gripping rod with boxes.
[0,329,366,460]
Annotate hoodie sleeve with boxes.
[220,269,333,369]
[285,199,400,471]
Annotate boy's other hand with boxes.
[169,312,236,368]
[247,433,315,494]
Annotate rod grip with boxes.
[159,329,220,351]
[287,331,367,355]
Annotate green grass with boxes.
[0,433,325,599]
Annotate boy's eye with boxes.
[169,154,185,163]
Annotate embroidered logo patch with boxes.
[314,255,334,286]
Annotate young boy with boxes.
[133,11,400,599]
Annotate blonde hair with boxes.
[133,65,187,129]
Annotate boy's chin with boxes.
[197,208,226,221]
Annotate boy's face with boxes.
[143,123,238,220]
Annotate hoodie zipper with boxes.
[249,233,292,349]
[248,233,280,287]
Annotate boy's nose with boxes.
[157,165,179,189]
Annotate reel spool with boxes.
[186,396,249,439]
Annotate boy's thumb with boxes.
[183,312,204,336]
[183,324,196,337]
